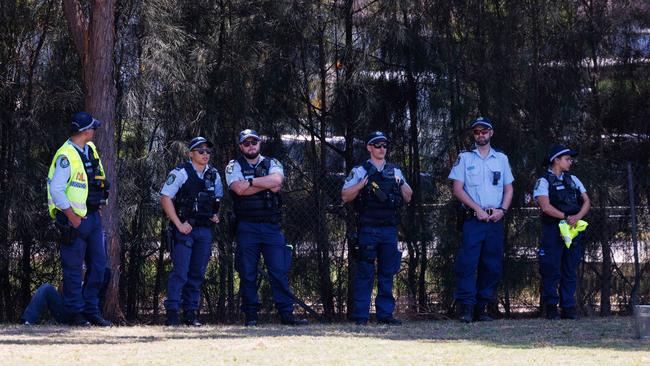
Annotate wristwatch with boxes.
[498,207,507,214]
[248,178,253,187]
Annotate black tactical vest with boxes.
[175,162,219,226]
[354,161,403,227]
[541,171,582,224]
[76,145,107,211]
[232,156,282,223]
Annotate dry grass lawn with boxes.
[1,317,648,365]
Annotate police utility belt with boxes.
[460,170,503,221]
[460,206,505,221]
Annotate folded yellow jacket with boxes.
[558,220,588,248]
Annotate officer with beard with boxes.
[448,117,514,323]
[225,129,307,326]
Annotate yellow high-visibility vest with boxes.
[47,141,104,219]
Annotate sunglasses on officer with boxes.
[192,148,212,155]
[240,140,259,147]
[370,142,389,149]
[472,129,491,136]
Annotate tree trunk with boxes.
[316,17,334,319]
[343,0,356,320]
[63,0,123,322]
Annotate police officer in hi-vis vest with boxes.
[161,137,223,326]
[533,145,590,320]
[448,117,514,323]
[47,112,111,327]
[341,131,412,326]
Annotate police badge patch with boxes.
[226,162,234,174]
[534,179,541,191]
[166,174,176,185]
[345,170,355,182]
[271,158,283,169]
[60,157,70,168]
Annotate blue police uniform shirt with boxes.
[448,147,514,209]
[533,170,586,199]
[160,161,224,199]
[342,159,410,190]
[49,140,91,210]
[225,155,284,187]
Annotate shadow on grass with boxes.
[0,317,648,351]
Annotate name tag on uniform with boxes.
[467,166,475,171]
[556,185,565,190]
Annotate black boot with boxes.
[85,313,113,327]
[458,304,474,323]
[545,304,560,320]
[352,318,368,326]
[474,304,494,322]
[280,313,308,326]
[165,310,180,326]
[561,306,578,320]
[184,310,202,327]
[377,317,402,326]
[69,313,90,327]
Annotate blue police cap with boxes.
[470,117,493,129]
[548,144,578,163]
[238,129,260,143]
[187,136,214,150]
[71,112,102,132]
[366,131,389,145]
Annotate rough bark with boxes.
[62,0,123,322]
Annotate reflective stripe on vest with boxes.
[47,141,103,219]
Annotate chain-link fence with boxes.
[1,150,648,323]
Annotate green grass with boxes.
[1,317,648,365]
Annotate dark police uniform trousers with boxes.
[539,223,583,308]
[164,226,212,312]
[454,218,504,306]
[57,211,106,316]
[235,221,294,316]
[352,225,401,321]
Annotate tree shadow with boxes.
[0,317,647,351]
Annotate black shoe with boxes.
[183,311,202,327]
[545,304,560,320]
[561,306,578,320]
[377,317,402,326]
[353,318,368,326]
[69,313,91,327]
[165,310,180,326]
[474,305,494,322]
[85,313,112,327]
[280,313,308,326]
[244,313,258,327]
[458,304,474,323]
